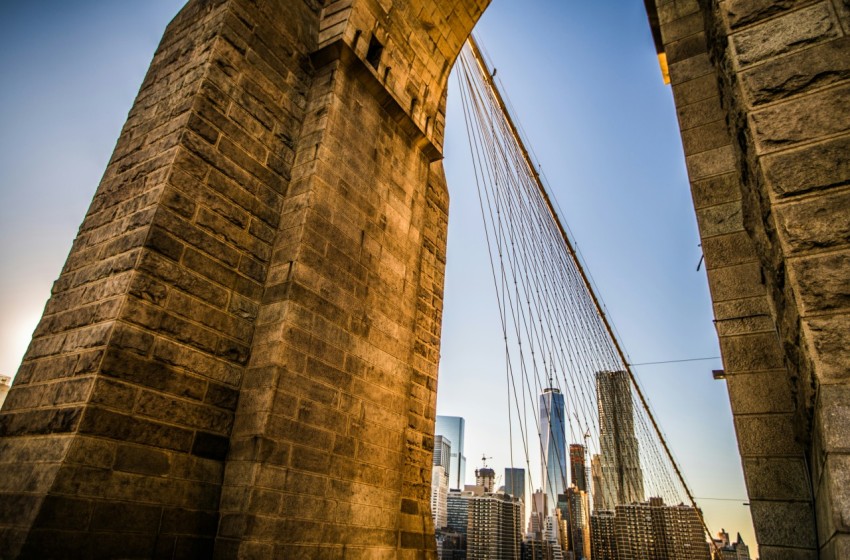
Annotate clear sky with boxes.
[0,0,756,550]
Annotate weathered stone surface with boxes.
[743,456,814,500]
[815,453,850,546]
[724,0,822,29]
[816,385,850,452]
[707,261,765,302]
[702,230,758,270]
[741,37,850,106]
[669,51,714,85]
[749,499,819,548]
[763,133,850,197]
[666,31,708,64]
[750,82,850,154]
[727,370,796,414]
[758,546,819,560]
[690,172,742,209]
[686,144,736,179]
[676,94,727,130]
[803,315,850,382]
[820,531,850,560]
[776,189,850,254]
[720,331,787,373]
[731,3,840,67]
[789,250,850,314]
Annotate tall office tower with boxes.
[615,497,710,560]
[434,435,452,470]
[540,386,567,514]
[527,490,548,537]
[569,444,587,491]
[590,510,618,560]
[467,493,523,560]
[596,370,644,507]
[591,454,606,510]
[563,487,591,560]
[436,415,467,490]
[505,467,526,534]
[431,435,452,529]
[446,489,472,535]
[504,468,526,502]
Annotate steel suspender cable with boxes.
[456,34,719,554]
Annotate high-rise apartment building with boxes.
[436,416,467,490]
[564,487,591,560]
[540,386,567,514]
[615,497,710,560]
[590,510,617,560]
[467,493,523,560]
[596,370,644,507]
[591,454,605,511]
[569,443,587,492]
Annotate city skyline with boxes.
[0,0,756,549]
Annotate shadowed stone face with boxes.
[0,0,488,557]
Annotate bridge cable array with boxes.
[454,35,716,547]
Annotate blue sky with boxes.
[0,0,756,549]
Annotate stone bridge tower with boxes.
[0,0,847,559]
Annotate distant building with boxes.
[467,492,523,560]
[591,453,605,511]
[596,370,644,508]
[447,489,473,535]
[527,490,547,538]
[615,497,710,560]
[505,467,526,502]
[432,435,452,529]
[563,487,590,560]
[436,416,467,490]
[475,461,496,494]
[540,387,567,514]
[712,528,751,560]
[0,375,11,409]
[590,510,617,560]
[569,443,587,492]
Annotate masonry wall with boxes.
[650,1,850,558]
[0,0,489,557]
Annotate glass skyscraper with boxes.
[540,387,567,514]
[436,415,467,490]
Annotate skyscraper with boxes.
[591,454,606,511]
[614,497,710,560]
[596,370,644,507]
[569,443,587,492]
[590,510,617,560]
[436,415,467,490]
[467,493,524,560]
[563,487,591,560]
[540,386,567,514]
[504,467,526,502]
[432,435,452,529]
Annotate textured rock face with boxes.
[0,0,488,557]
[651,0,850,558]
